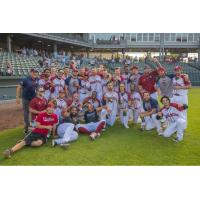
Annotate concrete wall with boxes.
[0,77,20,99]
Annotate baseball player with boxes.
[112,67,125,93]
[76,102,106,140]
[65,68,81,97]
[101,69,112,94]
[63,66,70,80]
[122,65,130,92]
[38,68,52,101]
[127,65,141,93]
[67,92,82,111]
[79,72,91,103]
[52,107,79,147]
[88,68,103,101]
[50,69,67,99]
[156,67,174,99]
[50,90,67,122]
[78,67,86,80]
[171,66,191,128]
[138,65,159,100]
[129,82,142,124]
[118,83,130,128]
[83,91,109,125]
[140,91,159,131]
[103,81,118,126]
[83,91,101,109]
[153,96,187,142]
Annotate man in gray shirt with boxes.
[127,65,141,93]
[156,67,174,98]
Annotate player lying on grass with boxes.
[152,96,188,142]
[76,102,107,140]
[52,106,79,148]
[3,104,58,159]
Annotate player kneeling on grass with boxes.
[139,91,159,131]
[3,104,58,159]
[76,102,106,140]
[152,96,188,142]
[52,107,79,148]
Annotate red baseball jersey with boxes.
[29,97,48,120]
[32,112,58,137]
[138,70,158,94]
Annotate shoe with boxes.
[52,139,57,147]
[124,124,129,129]
[140,123,145,131]
[158,129,163,136]
[60,143,70,149]
[96,132,101,137]
[23,129,28,136]
[3,149,12,159]
[90,132,96,140]
[172,138,180,143]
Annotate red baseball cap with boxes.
[174,66,182,71]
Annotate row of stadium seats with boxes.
[0,52,40,76]
[0,52,39,67]
[0,52,200,85]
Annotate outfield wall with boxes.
[0,77,20,100]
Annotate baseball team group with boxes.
[3,58,191,159]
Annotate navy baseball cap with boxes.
[30,68,39,73]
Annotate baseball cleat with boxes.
[96,132,101,137]
[140,123,145,131]
[52,139,57,147]
[124,124,129,129]
[158,129,164,136]
[3,149,12,159]
[89,132,96,140]
[172,138,180,143]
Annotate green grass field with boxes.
[0,88,200,166]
